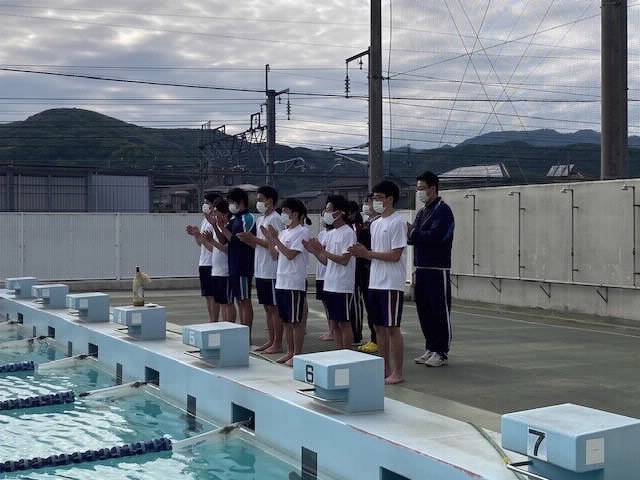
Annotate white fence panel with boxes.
[0,214,22,278]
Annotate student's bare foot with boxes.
[254,342,273,352]
[384,374,404,385]
[263,345,283,354]
[276,353,293,364]
[285,358,294,367]
[385,368,392,378]
[319,332,334,341]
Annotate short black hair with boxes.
[416,171,439,192]
[366,192,374,200]
[281,198,307,221]
[213,198,229,215]
[227,187,248,207]
[372,180,400,205]
[204,192,220,203]
[257,185,278,204]
[326,194,348,214]
[347,200,359,215]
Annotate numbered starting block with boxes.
[65,293,110,323]
[5,278,37,299]
[112,305,166,340]
[182,322,249,367]
[32,284,69,309]
[502,403,640,480]
[293,350,384,413]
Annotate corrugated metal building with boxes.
[0,164,150,212]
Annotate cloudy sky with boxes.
[1,1,639,152]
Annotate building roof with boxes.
[441,164,510,179]
[546,164,583,177]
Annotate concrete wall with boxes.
[441,179,640,321]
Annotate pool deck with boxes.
[108,289,640,432]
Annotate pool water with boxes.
[0,337,310,480]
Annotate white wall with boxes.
[441,179,640,321]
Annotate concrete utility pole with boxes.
[369,0,384,190]
[264,64,289,186]
[601,0,628,179]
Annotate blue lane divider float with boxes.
[0,360,35,373]
[0,391,75,411]
[0,438,172,473]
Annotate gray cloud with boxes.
[0,0,638,154]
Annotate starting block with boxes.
[32,284,69,309]
[293,350,384,413]
[502,403,640,480]
[6,278,37,299]
[112,305,166,340]
[182,322,249,367]
[65,293,110,323]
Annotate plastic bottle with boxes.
[132,266,147,307]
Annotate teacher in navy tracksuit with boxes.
[408,171,455,368]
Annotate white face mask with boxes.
[229,203,239,215]
[362,204,371,215]
[373,200,385,214]
[281,213,292,226]
[256,201,267,214]
[202,203,211,214]
[416,190,428,205]
[323,211,337,226]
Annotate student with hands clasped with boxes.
[236,186,285,355]
[304,195,357,350]
[349,181,408,385]
[261,198,310,367]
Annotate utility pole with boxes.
[601,0,628,179]
[369,0,384,190]
[264,64,289,186]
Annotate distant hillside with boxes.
[3,109,640,191]
[459,128,640,148]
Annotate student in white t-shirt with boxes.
[315,215,334,342]
[186,192,220,322]
[197,199,236,323]
[349,181,407,385]
[236,185,284,354]
[304,195,357,350]
[261,198,310,367]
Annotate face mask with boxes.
[323,211,337,226]
[373,200,385,214]
[416,190,428,205]
[281,213,292,226]
[256,201,267,214]
[362,204,371,215]
[202,203,211,214]
[229,203,239,215]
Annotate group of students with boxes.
[186,172,455,384]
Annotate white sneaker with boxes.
[414,351,433,364]
[425,353,448,367]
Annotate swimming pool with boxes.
[0,338,319,480]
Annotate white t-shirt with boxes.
[369,211,408,291]
[255,211,284,279]
[198,219,213,267]
[315,229,329,281]
[323,224,357,294]
[210,243,229,277]
[276,224,310,291]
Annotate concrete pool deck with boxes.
[107,288,640,433]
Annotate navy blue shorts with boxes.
[275,289,306,324]
[212,276,233,305]
[367,289,404,327]
[323,291,354,323]
[255,278,277,306]
[199,266,215,297]
[230,275,252,302]
[315,279,325,301]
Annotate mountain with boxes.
[459,128,640,148]
[3,109,640,192]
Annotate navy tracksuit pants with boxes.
[415,268,452,358]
